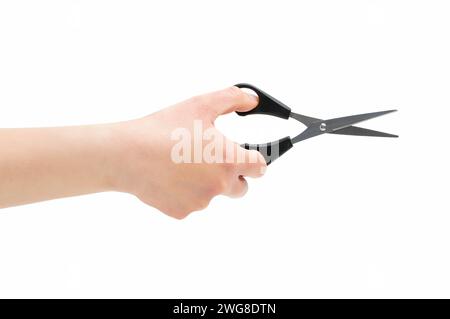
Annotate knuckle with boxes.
[167,207,189,220]
[196,199,210,211]
[173,212,187,220]
[224,86,242,99]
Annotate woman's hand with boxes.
[0,86,266,219]
[112,86,266,219]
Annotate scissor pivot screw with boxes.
[319,123,327,131]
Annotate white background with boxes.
[0,0,449,298]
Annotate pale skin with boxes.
[0,86,266,219]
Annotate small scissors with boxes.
[235,83,398,164]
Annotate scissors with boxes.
[235,83,398,164]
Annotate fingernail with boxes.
[248,93,259,104]
[260,165,267,176]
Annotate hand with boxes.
[0,86,266,218]
[112,86,267,219]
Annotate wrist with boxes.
[80,123,123,193]
[103,117,160,195]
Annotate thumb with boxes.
[202,86,259,120]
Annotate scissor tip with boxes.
[382,131,398,138]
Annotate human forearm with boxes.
[0,124,121,208]
[0,87,266,218]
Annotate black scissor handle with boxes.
[235,83,291,119]
[242,136,293,165]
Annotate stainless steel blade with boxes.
[330,126,398,138]
[291,109,397,144]
[324,110,397,133]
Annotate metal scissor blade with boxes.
[324,110,397,132]
[330,126,398,138]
